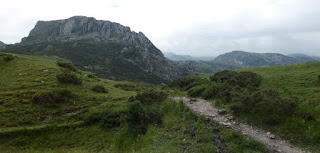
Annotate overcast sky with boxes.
[1,0,320,56]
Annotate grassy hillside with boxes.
[0,53,267,152]
[0,53,135,128]
[237,63,320,151]
[238,62,320,103]
[2,40,183,84]
[169,62,320,152]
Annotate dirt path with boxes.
[172,97,308,153]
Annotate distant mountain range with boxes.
[1,16,319,83]
[214,51,319,67]
[287,54,320,62]
[165,51,319,74]
[164,52,215,61]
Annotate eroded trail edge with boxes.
[172,97,308,153]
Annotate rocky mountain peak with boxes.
[0,41,6,50]
[21,16,163,56]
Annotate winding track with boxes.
[172,97,308,153]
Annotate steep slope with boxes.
[0,53,267,153]
[3,16,186,84]
[0,41,6,50]
[214,50,317,67]
[21,16,162,56]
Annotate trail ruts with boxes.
[172,97,308,153]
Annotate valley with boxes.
[0,16,319,153]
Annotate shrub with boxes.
[168,77,208,91]
[87,73,95,78]
[187,84,207,97]
[84,108,123,129]
[210,70,262,90]
[91,85,108,93]
[114,83,138,91]
[318,75,320,82]
[57,62,77,72]
[3,55,14,62]
[128,89,168,105]
[230,89,298,125]
[126,101,162,134]
[33,89,72,106]
[56,71,82,85]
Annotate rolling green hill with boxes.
[169,62,320,152]
[0,53,267,153]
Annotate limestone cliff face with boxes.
[15,16,187,83]
[0,41,6,50]
[21,16,163,56]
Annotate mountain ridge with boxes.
[0,41,6,50]
[3,16,187,84]
[21,16,163,56]
[213,50,318,67]
[164,52,215,61]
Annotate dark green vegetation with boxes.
[3,40,183,84]
[33,89,72,106]
[56,71,83,85]
[57,62,77,72]
[0,53,134,127]
[91,85,108,93]
[169,63,320,152]
[0,53,267,152]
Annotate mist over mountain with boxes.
[287,54,320,62]
[213,51,318,67]
[164,52,215,61]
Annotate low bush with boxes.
[230,89,298,125]
[128,89,168,105]
[168,77,208,91]
[87,73,95,78]
[91,85,108,93]
[126,101,162,134]
[33,89,72,106]
[84,108,123,129]
[187,84,207,97]
[56,71,82,85]
[57,62,77,72]
[3,55,14,62]
[210,70,262,90]
[114,83,138,91]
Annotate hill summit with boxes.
[21,16,162,56]
[3,16,186,83]
[214,50,317,67]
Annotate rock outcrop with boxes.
[4,16,188,83]
[0,41,6,50]
[21,16,162,56]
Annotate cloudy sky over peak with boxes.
[1,0,320,56]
